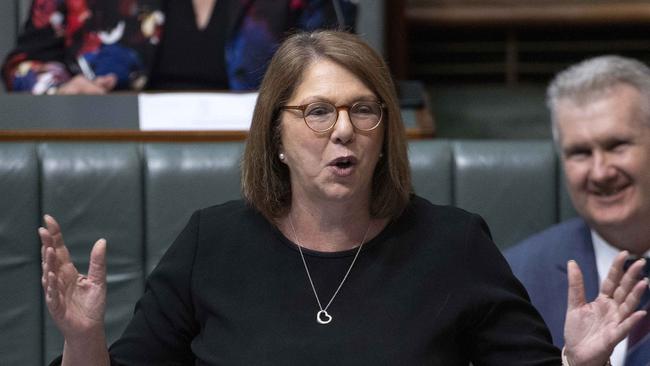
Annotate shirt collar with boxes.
[591,230,620,285]
[591,229,650,366]
[591,229,650,283]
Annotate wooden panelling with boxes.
[388,1,650,85]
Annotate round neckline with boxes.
[270,218,395,258]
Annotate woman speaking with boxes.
[40,30,648,365]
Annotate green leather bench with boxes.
[0,139,575,365]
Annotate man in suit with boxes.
[506,55,650,366]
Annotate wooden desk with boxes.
[0,93,435,141]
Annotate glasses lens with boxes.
[350,102,382,130]
[304,102,337,131]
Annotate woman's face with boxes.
[279,59,385,207]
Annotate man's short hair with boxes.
[547,55,650,142]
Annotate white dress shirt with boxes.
[592,230,650,366]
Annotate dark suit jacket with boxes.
[504,217,600,348]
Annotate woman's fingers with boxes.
[94,74,117,91]
[46,271,61,312]
[39,215,65,264]
[567,260,586,310]
[39,215,71,319]
[39,226,52,260]
[41,246,56,290]
[41,231,49,289]
[39,215,75,275]
[88,239,107,285]
[45,268,68,324]
[43,214,65,248]
[57,75,108,95]
[43,245,64,315]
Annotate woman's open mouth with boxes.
[329,156,357,177]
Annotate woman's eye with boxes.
[307,107,330,116]
[353,102,380,115]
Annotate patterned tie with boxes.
[624,257,650,366]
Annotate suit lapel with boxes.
[554,219,600,301]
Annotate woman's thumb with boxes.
[88,239,107,284]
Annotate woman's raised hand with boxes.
[39,214,108,341]
[563,251,648,366]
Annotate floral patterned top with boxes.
[2,0,356,93]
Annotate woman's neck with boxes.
[192,0,217,30]
[280,198,387,252]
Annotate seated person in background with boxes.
[1,0,356,94]
[40,31,647,365]
[506,55,650,366]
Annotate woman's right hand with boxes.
[55,74,117,95]
[39,214,108,341]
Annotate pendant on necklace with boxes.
[317,310,333,324]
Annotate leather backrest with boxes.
[0,143,41,365]
[144,142,243,274]
[452,140,559,249]
[39,143,145,361]
[408,139,453,205]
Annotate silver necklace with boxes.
[289,216,371,325]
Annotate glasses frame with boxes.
[280,100,385,133]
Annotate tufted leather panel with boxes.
[0,143,41,365]
[39,143,145,361]
[408,139,453,206]
[453,140,559,249]
[144,142,244,274]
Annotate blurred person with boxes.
[506,55,650,366]
[1,0,356,94]
[40,32,647,365]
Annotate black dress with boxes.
[147,0,230,90]
[97,196,560,365]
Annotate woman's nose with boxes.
[330,108,354,144]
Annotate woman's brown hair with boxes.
[241,30,412,220]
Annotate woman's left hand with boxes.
[563,251,648,366]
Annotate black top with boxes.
[148,0,229,90]
[53,196,561,365]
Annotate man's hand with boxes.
[564,252,648,366]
